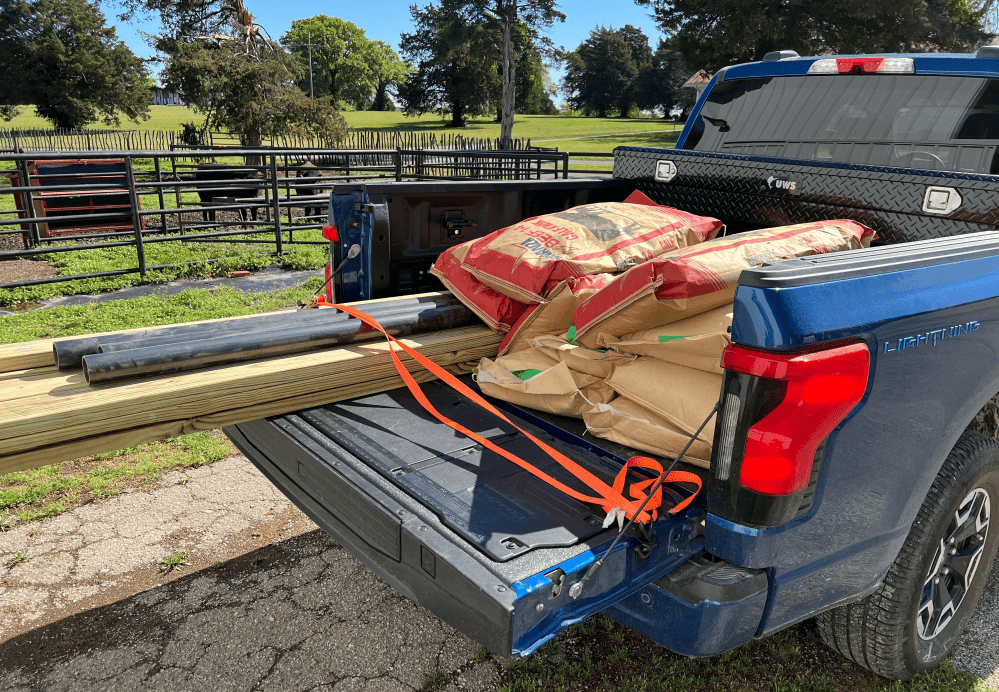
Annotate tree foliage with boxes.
[563,26,652,118]
[635,0,991,73]
[441,0,563,144]
[280,16,408,109]
[368,40,412,111]
[121,0,346,146]
[0,0,150,129]
[399,2,499,127]
[634,38,695,118]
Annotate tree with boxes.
[281,16,374,107]
[443,0,563,145]
[634,0,991,73]
[562,26,648,118]
[634,38,694,119]
[515,41,557,114]
[120,0,346,147]
[399,2,498,127]
[0,0,150,129]
[367,41,411,111]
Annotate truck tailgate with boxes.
[224,381,709,656]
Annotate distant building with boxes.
[151,85,185,106]
[683,71,713,101]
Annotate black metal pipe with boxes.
[52,294,458,369]
[95,297,461,353]
[82,303,474,384]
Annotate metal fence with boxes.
[0,146,571,290]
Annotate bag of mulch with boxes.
[583,397,713,469]
[429,242,527,333]
[598,304,733,374]
[499,274,613,355]
[531,334,634,380]
[460,191,723,304]
[606,357,723,439]
[573,220,875,348]
[474,348,615,418]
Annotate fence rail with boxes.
[0,146,572,291]
[0,128,535,153]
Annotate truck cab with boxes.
[226,50,999,680]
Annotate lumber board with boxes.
[0,291,453,374]
[0,369,452,477]
[0,325,500,475]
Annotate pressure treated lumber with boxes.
[0,325,501,476]
[0,290,454,374]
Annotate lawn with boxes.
[3,105,202,131]
[2,106,679,153]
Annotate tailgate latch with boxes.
[544,568,566,599]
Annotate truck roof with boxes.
[720,52,999,81]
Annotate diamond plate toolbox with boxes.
[613,146,999,244]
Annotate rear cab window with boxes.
[683,74,999,174]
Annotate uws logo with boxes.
[766,175,797,191]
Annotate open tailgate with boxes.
[224,381,707,656]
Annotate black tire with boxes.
[816,430,999,680]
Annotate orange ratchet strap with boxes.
[333,303,701,524]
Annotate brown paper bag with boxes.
[583,397,713,469]
[475,348,614,418]
[607,357,723,439]
[598,304,733,374]
[499,274,612,356]
[531,334,635,379]
[573,220,875,347]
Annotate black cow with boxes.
[194,163,266,224]
[293,160,333,222]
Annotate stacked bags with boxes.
[430,190,724,343]
[434,201,875,469]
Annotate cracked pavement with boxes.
[0,456,502,692]
[3,453,999,690]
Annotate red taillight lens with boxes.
[322,224,339,242]
[836,57,884,74]
[721,343,869,496]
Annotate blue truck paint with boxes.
[510,510,709,655]
[604,577,769,657]
[329,190,373,303]
[232,51,999,676]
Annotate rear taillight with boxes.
[709,341,870,527]
[322,224,339,241]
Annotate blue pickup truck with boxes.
[225,50,999,680]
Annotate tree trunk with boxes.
[499,15,515,149]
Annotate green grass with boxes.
[3,106,677,153]
[498,616,994,692]
[158,550,191,573]
[0,228,328,307]
[0,277,324,343]
[5,550,28,569]
[3,105,200,131]
[0,431,234,524]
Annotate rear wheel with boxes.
[816,430,999,679]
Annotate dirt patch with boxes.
[0,232,27,252]
[0,259,58,284]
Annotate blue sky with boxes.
[105,0,666,88]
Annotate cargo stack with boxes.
[435,204,876,469]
